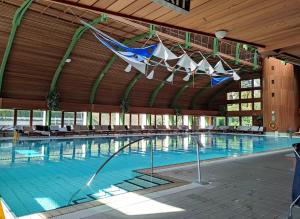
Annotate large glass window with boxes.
[241,91,252,99]
[131,114,139,126]
[17,110,30,126]
[156,115,163,125]
[227,92,239,100]
[169,115,176,126]
[64,112,74,126]
[150,115,155,126]
[101,113,110,125]
[241,79,252,88]
[33,110,45,126]
[111,113,118,126]
[254,102,262,110]
[0,109,14,126]
[177,116,183,126]
[241,116,252,126]
[51,111,62,126]
[76,112,86,125]
[253,90,261,98]
[124,113,130,126]
[254,78,261,87]
[227,104,239,111]
[92,112,99,125]
[215,117,226,126]
[241,103,252,111]
[146,114,151,125]
[227,117,240,126]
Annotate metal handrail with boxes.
[68,136,150,205]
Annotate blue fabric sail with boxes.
[211,77,231,86]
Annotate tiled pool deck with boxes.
[17,148,300,219]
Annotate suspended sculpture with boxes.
[81,20,241,87]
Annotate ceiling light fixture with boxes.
[215,30,228,39]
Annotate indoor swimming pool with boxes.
[0,134,298,217]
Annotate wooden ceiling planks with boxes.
[0,0,260,113]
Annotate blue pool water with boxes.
[0,133,299,216]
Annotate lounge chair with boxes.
[94,125,111,135]
[155,125,167,133]
[143,125,155,133]
[24,126,50,136]
[249,126,260,134]
[169,125,179,132]
[258,126,264,134]
[217,126,229,133]
[113,125,128,134]
[128,125,142,134]
[288,143,300,218]
[206,125,215,132]
[179,125,189,132]
[236,126,251,133]
[73,125,91,135]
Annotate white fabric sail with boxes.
[197,58,214,75]
[183,73,191,81]
[214,60,226,74]
[124,64,132,72]
[176,54,197,71]
[166,73,174,82]
[146,70,154,79]
[232,71,241,81]
[153,42,178,60]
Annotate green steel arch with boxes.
[189,81,211,109]
[0,0,33,94]
[49,15,107,95]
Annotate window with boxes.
[215,117,225,126]
[0,109,14,126]
[227,92,239,100]
[177,116,183,126]
[51,111,62,126]
[241,79,252,88]
[33,110,45,126]
[146,114,151,125]
[76,112,86,125]
[241,116,252,126]
[150,115,155,126]
[227,104,239,111]
[131,114,139,126]
[253,78,261,87]
[17,110,30,126]
[241,91,252,99]
[253,90,261,98]
[64,112,74,126]
[241,103,252,111]
[123,113,130,126]
[111,113,118,126]
[101,113,110,125]
[169,115,176,126]
[254,102,262,110]
[227,117,240,126]
[156,115,163,125]
[92,112,99,125]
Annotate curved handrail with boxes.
[68,136,150,205]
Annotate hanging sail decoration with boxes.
[80,19,242,84]
[211,77,231,87]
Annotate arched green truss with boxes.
[0,0,33,94]
[189,81,211,109]
[120,72,143,112]
[170,75,201,108]
[206,80,233,107]
[148,72,173,107]
[49,15,107,95]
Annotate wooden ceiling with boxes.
[0,0,261,114]
[46,0,300,62]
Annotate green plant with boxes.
[255,115,263,126]
[120,99,129,113]
[46,88,60,111]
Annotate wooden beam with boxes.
[0,0,33,94]
[44,0,265,48]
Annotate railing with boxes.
[68,136,150,205]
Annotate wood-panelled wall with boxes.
[263,57,299,132]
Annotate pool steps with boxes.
[71,174,171,205]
